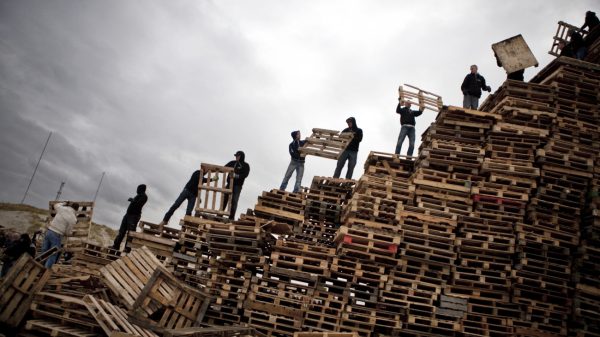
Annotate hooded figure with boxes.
[280,130,307,193]
[333,117,363,179]
[581,11,599,32]
[112,184,148,250]
[223,151,251,219]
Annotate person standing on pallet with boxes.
[461,64,491,110]
[41,202,78,268]
[112,184,147,251]
[159,171,217,226]
[280,130,306,193]
[394,101,424,158]
[223,151,250,220]
[333,117,363,179]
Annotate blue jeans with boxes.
[42,229,62,268]
[333,150,358,179]
[280,160,305,193]
[395,125,416,156]
[463,95,479,110]
[163,188,196,222]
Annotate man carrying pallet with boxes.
[159,171,215,226]
[280,130,306,193]
[41,201,78,268]
[461,64,491,110]
[394,101,424,158]
[333,117,363,179]
[223,151,250,220]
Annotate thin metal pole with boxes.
[55,181,65,200]
[93,172,105,203]
[21,131,52,204]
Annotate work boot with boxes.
[158,220,167,229]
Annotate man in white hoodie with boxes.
[41,202,78,268]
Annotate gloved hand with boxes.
[486,86,491,92]
[128,198,133,202]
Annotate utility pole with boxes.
[93,172,105,203]
[21,131,52,204]
[55,181,65,200]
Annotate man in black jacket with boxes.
[113,184,147,250]
[333,117,363,179]
[461,65,491,110]
[280,130,306,193]
[223,151,250,219]
[395,101,424,157]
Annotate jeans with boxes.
[280,160,305,193]
[112,213,141,250]
[42,229,62,268]
[223,184,243,219]
[333,150,358,179]
[163,188,196,222]
[395,125,416,156]
[463,95,479,110]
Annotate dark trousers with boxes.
[112,213,141,250]
[223,184,243,220]
[163,188,196,222]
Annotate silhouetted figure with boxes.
[112,184,147,251]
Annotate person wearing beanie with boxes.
[112,184,148,251]
[280,130,306,193]
[223,151,250,219]
[333,117,363,179]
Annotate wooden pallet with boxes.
[299,128,354,160]
[24,319,100,337]
[163,326,256,337]
[82,295,158,337]
[398,83,443,112]
[196,163,234,217]
[0,254,51,327]
[129,266,211,331]
[99,246,164,309]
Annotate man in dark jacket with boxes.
[113,184,147,250]
[280,130,306,193]
[581,11,599,32]
[461,65,491,110]
[333,117,363,179]
[223,151,250,219]
[395,101,424,157]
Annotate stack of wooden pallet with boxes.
[297,176,356,245]
[126,220,180,263]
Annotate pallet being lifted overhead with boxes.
[299,128,354,160]
[398,83,443,112]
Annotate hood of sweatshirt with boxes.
[137,184,146,194]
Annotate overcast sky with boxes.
[0,1,596,229]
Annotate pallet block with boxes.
[99,246,164,309]
[129,266,211,332]
[398,84,443,112]
[196,163,234,217]
[299,128,354,160]
[0,254,51,327]
[82,295,158,337]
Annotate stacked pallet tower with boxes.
[3,24,600,337]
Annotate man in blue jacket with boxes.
[395,101,424,157]
[461,65,491,110]
[280,130,306,193]
[333,117,363,179]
